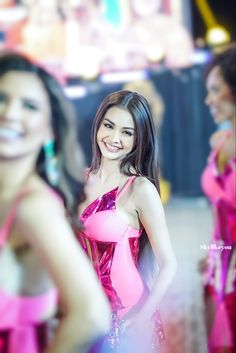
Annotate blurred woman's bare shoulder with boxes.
[209,130,231,150]
[16,176,64,222]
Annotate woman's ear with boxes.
[43,129,58,186]
[44,127,55,145]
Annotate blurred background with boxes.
[0,1,234,352]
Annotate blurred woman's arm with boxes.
[17,190,110,353]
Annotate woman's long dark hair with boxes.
[0,51,84,213]
[90,90,161,268]
[90,90,160,191]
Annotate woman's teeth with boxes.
[0,128,22,140]
[105,142,120,151]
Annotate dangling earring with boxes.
[43,139,59,186]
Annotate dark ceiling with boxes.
[191,0,235,41]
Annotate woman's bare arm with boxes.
[17,190,110,353]
[132,177,177,318]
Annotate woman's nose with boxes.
[2,99,19,120]
[110,129,121,143]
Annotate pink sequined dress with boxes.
[201,136,236,352]
[0,190,58,353]
[78,176,164,353]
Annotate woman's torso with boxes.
[0,180,58,328]
[78,176,146,318]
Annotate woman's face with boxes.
[0,70,51,161]
[96,106,135,162]
[205,66,235,124]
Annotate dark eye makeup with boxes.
[22,99,39,111]
[103,122,113,129]
[0,91,40,112]
[123,130,133,136]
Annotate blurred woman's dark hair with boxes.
[205,45,236,99]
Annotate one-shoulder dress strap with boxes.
[116,176,136,201]
[210,130,232,160]
[0,188,30,247]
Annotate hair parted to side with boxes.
[90,90,161,194]
[0,50,85,212]
[205,45,236,100]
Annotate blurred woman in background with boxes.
[0,51,110,353]
[201,46,236,353]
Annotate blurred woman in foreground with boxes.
[0,51,110,353]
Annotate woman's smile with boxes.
[0,126,24,142]
[103,141,122,152]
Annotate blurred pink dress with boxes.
[0,190,58,353]
[78,176,164,353]
[201,135,236,352]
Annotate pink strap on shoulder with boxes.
[0,188,30,248]
[212,130,232,157]
[116,176,136,201]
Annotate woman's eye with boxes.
[23,100,39,111]
[123,131,133,136]
[104,123,113,129]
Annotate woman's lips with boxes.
[104,142,121,152]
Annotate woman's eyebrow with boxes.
[104,118,135,130]
[22,97,41,107]
[104,118,115,125]
[122,126,135,131]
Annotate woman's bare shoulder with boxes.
[209,130,230,150]
[133,176,156,190]
[130,176,164,219]
[131,176,159,203]
[17,177,64,222]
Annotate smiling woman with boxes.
[0,51,110,353]
[77,90,177,353]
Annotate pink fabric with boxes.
[79,176,144,316]
[0,288,57,353]
[78,176,164,352]
[0,189,58,353]
[201,150,236,207]
[208,298,233,349]
[0,289,57,329]
[201,144,236,350]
